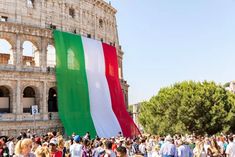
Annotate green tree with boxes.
[138,81,235,135]
[128,105,133,114]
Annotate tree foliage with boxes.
[138,81,235,135]
[128,105,133,114]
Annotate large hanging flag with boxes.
[53,30,140,138]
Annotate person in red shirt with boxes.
[111,138,117,151]
[49,139,62,157]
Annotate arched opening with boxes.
[27,0,34,8]
[69,8,75,18]
[48,88,57,112]
[99,19,103,28]
[22,41,40,67]
[0,39,13,65]
[23,86,35,113]
[0,86,11,113]
[47,44,56,67]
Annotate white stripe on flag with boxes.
[82,37,122,138]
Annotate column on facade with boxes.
[16,80,22,118]
[60,1,64,31]
[93,2,97,39]
[11,35,17,66]
[40,37,47,72]
[16,34,22,69]
[114,16,120,47]
[42,81,48,120]
[11,82,17,114]
[79,1,82,34]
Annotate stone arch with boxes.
[21,35,41,51]
[0,85,13,113]
[47,44,56,67]
[0,39,14,64]
[22,86,40,113]
[22,40,40,67]
[48,87,57,112]
[0,33,15,48]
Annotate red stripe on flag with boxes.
[102,43,140,137]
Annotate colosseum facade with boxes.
[0,0,129,136]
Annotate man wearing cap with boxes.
[70,135,83,157]
[159,135,177,157]
[49,138,62,157]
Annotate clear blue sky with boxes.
[108,0,235,104]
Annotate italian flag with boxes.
[53,30,140,138]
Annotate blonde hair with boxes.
[57,137,65,148]
[194,141,204,157]
[35,147,50,157]
[15,138,33,155]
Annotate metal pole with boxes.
[33,114,36,134]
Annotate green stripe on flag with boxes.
[53,30,97,137]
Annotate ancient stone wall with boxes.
[0,0,129,136]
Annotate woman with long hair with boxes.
[207,138,222,157]
[193,141,206,157]
[14,138,35,157]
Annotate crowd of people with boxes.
[0,130,235,157]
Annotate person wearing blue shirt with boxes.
[159,136,177,157]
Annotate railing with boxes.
[0,113,15,121]
[0,112,60,121]
[0,65,55,73]
[21,113,41,121]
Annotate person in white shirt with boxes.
[70,135,83,157]
[225,136,235,157]
[6,137,14,157]
[203,137,210,155]
[93,142,104,157]
[139,139,147,156]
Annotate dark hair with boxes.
[105,140,112,149]
[133,137,139,142]
[52,131,57,136]
[228,136,233,142]
[116,146,127,155]
[83,139,90,146]
[1,137,7,143]
[98,141,103,147]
